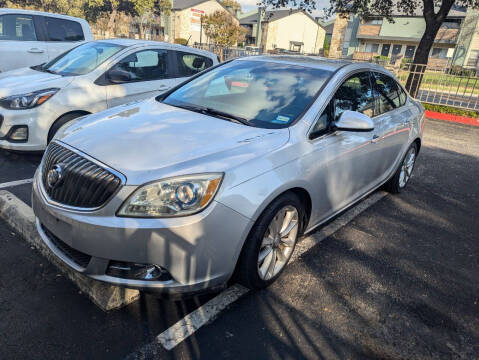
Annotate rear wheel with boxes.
[236,192,304,289]
[384,143,418,193]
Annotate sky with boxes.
[237,0,333,19]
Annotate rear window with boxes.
[44,17,84,41]
[0,14,37,41]
[176,51,213,76]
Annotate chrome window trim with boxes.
[38,140,127,212]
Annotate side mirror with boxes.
[334,110,374,132]
[108,68,131,84]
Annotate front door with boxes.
[381,44,391,57]
[0,14,48,72]
[306,72,379,223]
[106,48,177,108]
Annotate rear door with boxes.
[0,13,48,72]
[371,71,411,179]
[41,16,85,60]
[105,48,178,107]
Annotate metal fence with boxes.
[193,44,478,111]
[393,63,479,111]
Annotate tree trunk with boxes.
[405,0,455,96]
[107,6,118,35]
[139,22,145,39]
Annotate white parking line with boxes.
[0,178,33,190]
[147,191,388,353]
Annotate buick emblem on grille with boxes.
[47,164,64,189]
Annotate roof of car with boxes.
[235,55,394,74]
[0,8,88,22]
[94,39,218,58]
[235,55,358,71]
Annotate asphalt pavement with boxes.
[0,119,478,359]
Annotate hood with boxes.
[59,99,290,185]
[0,67,73,97]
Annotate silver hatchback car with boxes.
[32,56,425,296]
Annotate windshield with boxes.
[162,60,332,128]
[40,42,125,76]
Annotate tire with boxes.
[235,192,305,290]
[384,142,418,194]
[47,112,86,144]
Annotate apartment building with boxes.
[240,9,326,54]
[165,0,239,45]
[330,7,479,68]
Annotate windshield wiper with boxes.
[177,104,250,126]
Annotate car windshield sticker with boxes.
[272,115,290,124]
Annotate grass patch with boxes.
[397,72,479,95]
[423,103,479,118]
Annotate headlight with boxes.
[0,88,59,110]
[117,173,223,218]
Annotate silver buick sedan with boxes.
[32,56,425,296]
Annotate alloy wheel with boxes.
[257,205,299,280]
[399,147,416,188]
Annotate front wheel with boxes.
[235,192,304,289]
[384,143,418,193]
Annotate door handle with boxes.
[371,135,381,144]
[28,48,45,53]
[158,85,170,90]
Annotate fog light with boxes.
[106,261,172,281]
[8,125,28,142]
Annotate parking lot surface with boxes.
[0,118,478,359]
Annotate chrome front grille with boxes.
[41,142,123,209]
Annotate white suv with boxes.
[0,39,218,151]
[0,8,93,73]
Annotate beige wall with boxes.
[264,12,326,54]
[172,1,239,44]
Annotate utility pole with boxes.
[255,7,264,49]
[200,15,203,44]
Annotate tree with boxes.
[221,0,242,14]
[259,0,479,94]
[133,0,171,39]
[202,10,246,59]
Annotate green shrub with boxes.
[448,65,475,77]
[174,38,189,46]
[423,103,479,118]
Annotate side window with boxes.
[0,14,37,41]
[176,51,213,77]
[310,103,332,137]
[372,72,401,115]
[113,49,169,82]
[44,17,84,41]
[333,72,374,120]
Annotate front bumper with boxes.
[0,107,54,151]
[32,175,253,295]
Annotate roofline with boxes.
[95,38,218,58]
[171,0,239,20]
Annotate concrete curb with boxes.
[0,190,140,311]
